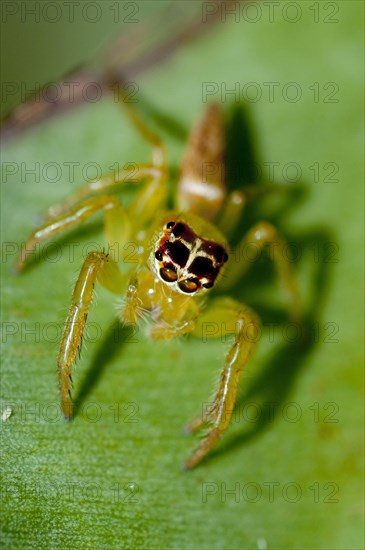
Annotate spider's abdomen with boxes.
[177,104,226,221]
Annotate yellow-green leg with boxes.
[216,190,247,238]
[184,297,259,469]
[112,83,169,226]
[217,183,300,239]
[221,221,300,322]
[58,251,126,419]
[44,163,166,220]
[45,84,168,220]
[112,82,166,169]
[15,195,131,272]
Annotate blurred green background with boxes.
[1,1,364,549]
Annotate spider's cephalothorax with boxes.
[152,219,228,295]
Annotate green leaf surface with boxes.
[1,3,364,549]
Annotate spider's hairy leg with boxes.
[44,164,165,220]
[111,83,170,230]
[216,190,247,238]
[45,82,168,221]
[58,251,126,419]
[184,297,259,469]
[15,195,130,272]
[127,166,168,230]
[221,221,301,323]
[112,82,166,169]
[217,183,302,239]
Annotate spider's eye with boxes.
[203,281,214,289]
[159,265,178,283]
[155,251,163,261]
[178,279,199,294]
[166,221,175,229]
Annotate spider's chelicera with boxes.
[17,88,300,469]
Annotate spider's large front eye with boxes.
[166,221,175,229]
[178,278,199,294]
[159,265,178,283]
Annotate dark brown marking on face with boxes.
[199,241,228,265]
[189,256,219,280]
[167,221,196,244]
[164,240,190,268]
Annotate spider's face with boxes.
[152,220,228,295]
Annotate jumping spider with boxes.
[16,88,300,469]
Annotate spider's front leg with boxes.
[16,158,168,272]
[15,195,129,272]
[43,82,167,221]
[184,297,259,469]
[43,164,165,221]
[58,251,126,419]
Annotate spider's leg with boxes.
[58,251,126,419]
[184,297,259,469]
[112,83,171,229]
[44,164,166,220]
[217,183,299,239]
[113,82,166,169]
[42,83,168,220]
[221,221,300,323]
[16,195,134,272]
[216,190,247,239]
